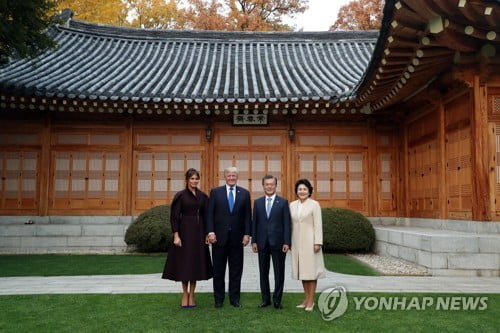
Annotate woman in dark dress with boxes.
[162,168,213,308]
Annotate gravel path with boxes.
[350,254,430,276]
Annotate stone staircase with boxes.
[369,218,500,277]
[0,216,133,254]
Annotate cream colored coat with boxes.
[290,198,326,280]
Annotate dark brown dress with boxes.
[162,188,213,281]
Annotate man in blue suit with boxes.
[252,174,291,309]
[206,166,251,308]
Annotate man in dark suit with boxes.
[251,174,291,309]
[206,166,251,308]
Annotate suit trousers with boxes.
[212,233,244,304]
[258,243,286,304]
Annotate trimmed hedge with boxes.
[124,205,171,252]
[322,207,375,253]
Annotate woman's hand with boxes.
[173,232,182,247]
[314,244,321,253]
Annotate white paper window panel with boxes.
[138,156,152,172]
[170,180,184,192]
[187,153,201,170]
[300,159,313,173]
[154,179,167,192]
[88,178,102,191]
[235,159,249,172]
[382,180,391,194]
[56,157,70,171]
[252,157,265,172]
[90,134,120,145]
[333,158,346,172]
[5,179,18,193]
[252,136,281,145]
[171,135,201,145]
[333,180,346,192]
[299,136,329,146]
[349,158,363,172]
[23,157,37,171]
[238,180,249,189]
[317,180,330,193]
[138,191,150,199]
[6,157,19,171]
[106,157,119,171]
[105,179,118,192]
[155,157,168,172]
[317,157,330,172]
[89,155,102,171]
[381,158,391,173]
[72,154,87,171]
[137,135,168,145]
[220,135,248,145]
[138,180,151,192]
[251,179,261,192]
[350,180,363,193]
[72,178,85,191]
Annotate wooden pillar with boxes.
[400,125,409,217]
[124,117,133,216]
[367,122,378,216]
[471,75,491,220]
[38,114,51,216]
[438,99,447,219]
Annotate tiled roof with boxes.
[0,20,377,104]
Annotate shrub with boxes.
[321,207,375,253]
[124,205,172,252]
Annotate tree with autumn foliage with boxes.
[180,0,309,31]
[330,0,384,31]
[128,0,179,28]
[56,0,128,25]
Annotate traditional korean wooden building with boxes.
[0,1,500,268]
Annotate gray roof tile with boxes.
[0,20,378,104]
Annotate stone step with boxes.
[374,226,500,277]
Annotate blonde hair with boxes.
[224,166,239,176]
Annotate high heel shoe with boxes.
[304,303,315,311]
[296,304,306,308]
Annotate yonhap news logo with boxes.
[318,286,489,321]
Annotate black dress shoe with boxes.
[274,303,283,309]
[214,302,223,308]
[230,301,242,308]
[258,302,271,308]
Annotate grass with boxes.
[324,254,379,276]
[0,253,378,277]
[0,254,166,277]
[0,293,497,332]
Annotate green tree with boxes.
[0,0,59,64]
[330,0,384,31]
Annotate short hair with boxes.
[185,168,200,187]
[224,166,239,176]
[294,178,313,197]
[262,174,277,186]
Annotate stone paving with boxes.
[1,247,499,295]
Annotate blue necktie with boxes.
[266,197,272,218]
[228,187,234,213]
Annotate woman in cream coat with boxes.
[290,179,325,311]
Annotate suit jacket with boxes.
[252,195,291,250]
[206,185,252,247]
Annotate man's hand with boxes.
[208,233,217,244]
[282,244,289,253]
[242,235,250,246]
[314,244,321,253]
[252,243,258,253]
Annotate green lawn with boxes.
[0,253,378,277]
[0,293,497,332]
